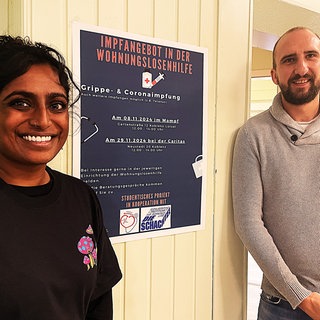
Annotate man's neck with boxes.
[281,95,320,122]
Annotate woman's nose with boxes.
[29,107,52,129]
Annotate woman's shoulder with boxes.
[48,167,94,193]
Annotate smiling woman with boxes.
[0,64,69,181]
[0,35,122,320]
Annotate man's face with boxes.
[0,64,69,172]
[271,29,320,105]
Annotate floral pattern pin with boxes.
[77,224,97,270]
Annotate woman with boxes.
[0,36,122,319]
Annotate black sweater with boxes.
[0,167,122,319]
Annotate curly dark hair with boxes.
[0,35,79,106]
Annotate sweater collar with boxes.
[270,93,320,145]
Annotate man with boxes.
[232,27,320,320]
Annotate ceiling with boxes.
[251,2,320,96]
[281,0,320,14]
[253,0,320,49]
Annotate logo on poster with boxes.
[142,68,165,89]
[119,209,139,234]
[140,205,171,232]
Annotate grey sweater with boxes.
[232,93,320,309]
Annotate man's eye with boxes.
[282,58,295,64]
[307,53,317,59]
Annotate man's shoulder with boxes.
[246,109,271,125]
[239,109,273,135]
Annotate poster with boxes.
[72,22,207,243]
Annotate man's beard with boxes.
[279,75,320,105]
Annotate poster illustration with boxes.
[72,23,207,243]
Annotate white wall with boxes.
[3,0,252,318]
[0,0,8,34]
[214,1,252,318]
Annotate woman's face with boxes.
[0,64,69,171]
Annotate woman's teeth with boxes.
[23,135,52,142]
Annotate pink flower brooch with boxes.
[77,225,97,270]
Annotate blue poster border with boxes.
[72,22,208,243]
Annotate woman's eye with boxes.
[9,100,31,110]
[49,102,67,113]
